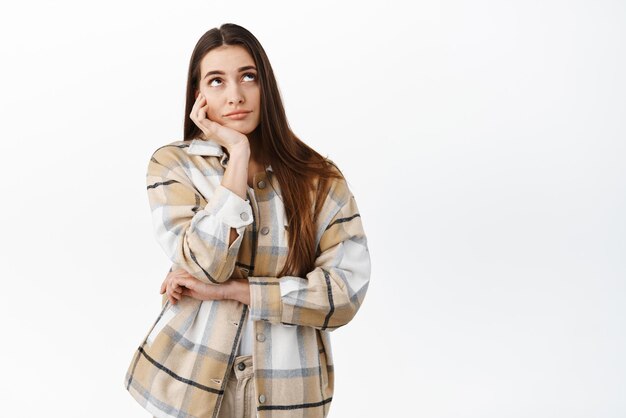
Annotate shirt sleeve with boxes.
[147,146,253,284]
[248,179,371,331]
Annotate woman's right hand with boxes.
[159,268,225,305]
[189,93,249,152]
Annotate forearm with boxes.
[248,264,369,330]
[223,278,251,305]
[248,187,371,330]
[221,142,250,246]
[147,146,254,284]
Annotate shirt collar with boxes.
[186,138,273,172]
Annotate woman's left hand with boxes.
[160,268,251,305]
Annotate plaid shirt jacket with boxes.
[124,138,371,418]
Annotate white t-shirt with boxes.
[237,311,254,356]
[237,186,255,357]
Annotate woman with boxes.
[124,23,371,418]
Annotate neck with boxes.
[247,127,263,164]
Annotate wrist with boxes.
[225,279,250,305]
[227,138,250,157]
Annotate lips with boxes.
[224,111,252,121]
[224,110,252,117]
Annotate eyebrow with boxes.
[203,65,257,80]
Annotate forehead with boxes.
[200,45,255,73]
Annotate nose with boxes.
[227,84,245,105]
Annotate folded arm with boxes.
[248,182,371,331]
[147,146,252,284]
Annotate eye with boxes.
[208,78,222,87]
[208,73,256,87]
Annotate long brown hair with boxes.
[183,23,343,277]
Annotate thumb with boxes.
[174,276,197,290]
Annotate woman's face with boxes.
[197,45,261,135]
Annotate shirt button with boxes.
[237,362,246,371]
[258,394,266,404]
[257,180,266,189]
[260,226,269,235]
[240,212,249,221]
[256,333,266,342]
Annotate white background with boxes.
[0,1,624,417]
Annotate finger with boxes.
[170,280,190,296]
[194,91,204,105]
[166,282,177,299]
[174,268,193,278]
[168,278,180,295]
[174,276,199,290]
[189,94,204,122]
[197,104,208,122]
[200,119,218,137]
[190,103,214,140]
[170,271,188,281]
[194,95,207,118]
[168,283,181,299]
[182,288,199,300]
[198,94,207,109]
[163,275,175,292]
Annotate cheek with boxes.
[206,107,220,120]
[202,97,221,119]
[252,110,261,125]
[242,84,260,106]
[251,88,261,107]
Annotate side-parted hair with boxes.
[183,23,343,278]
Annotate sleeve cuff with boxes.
[248,276,283,323]
[204,184,254,229]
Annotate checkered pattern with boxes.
[124,138,371,418]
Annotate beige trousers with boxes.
[152,356,256,418]
[217,355,257,418]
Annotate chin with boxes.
[229,123,259,135]
[229,125,251,134]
